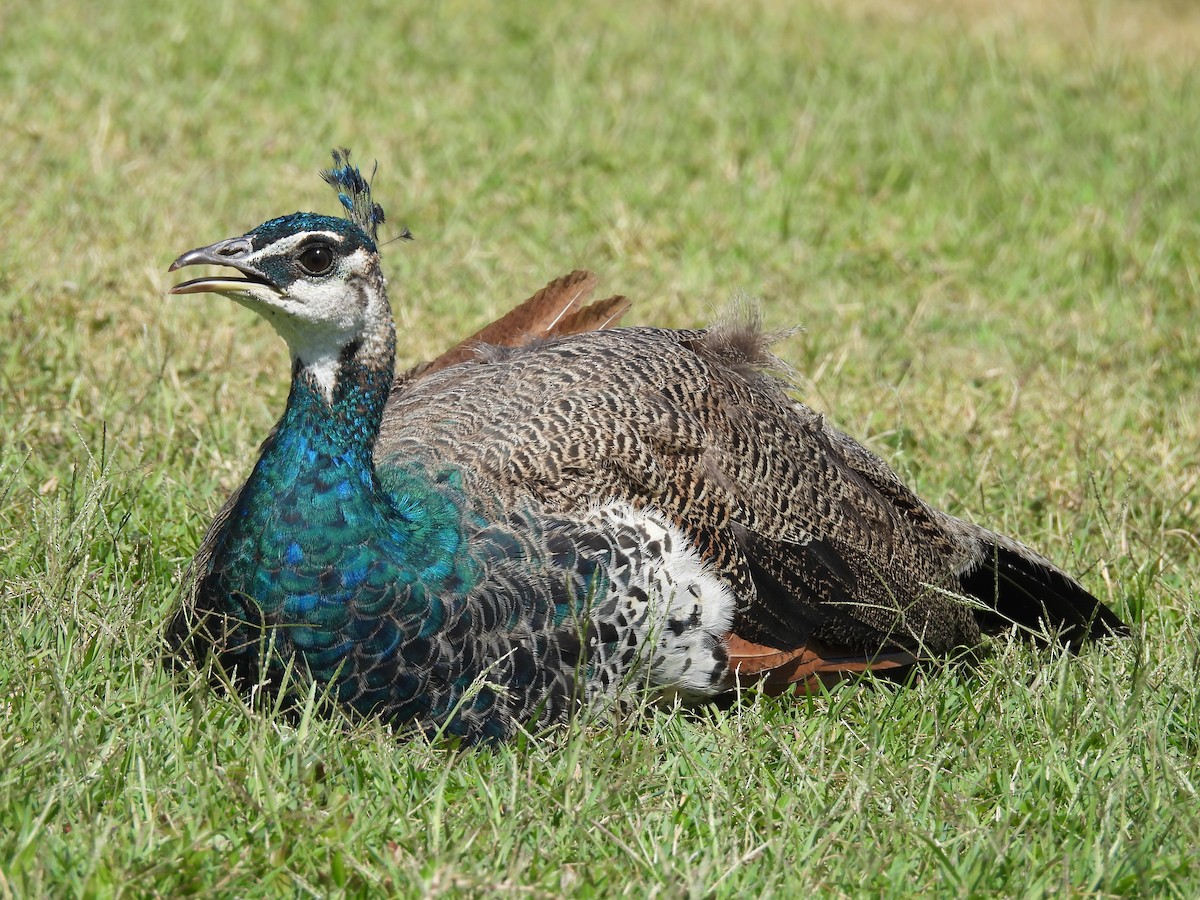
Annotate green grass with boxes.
[2,0,1198,894]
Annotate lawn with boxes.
[2,0,1198,895]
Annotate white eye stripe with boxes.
[246,230,344,265]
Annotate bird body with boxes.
[182,318,743,741]
[167,151,1125,744]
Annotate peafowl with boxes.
[167,149,1126,744]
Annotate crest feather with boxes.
[320,148,398,244]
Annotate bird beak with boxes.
[168,236,279,296]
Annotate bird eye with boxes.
[297,243,334,276]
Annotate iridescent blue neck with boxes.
[276,329,396,462]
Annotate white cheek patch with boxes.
[241,242,379,404]
[582,501,736,703]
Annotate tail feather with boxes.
[465,269,599,349]
[960,542,1127,649]
[410,270,631,379]
[556,295,632,336]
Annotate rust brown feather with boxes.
[400,270,630,383]
[723,633,919,693]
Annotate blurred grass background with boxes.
[1,0,1197,894]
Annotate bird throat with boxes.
[285,324,396,457]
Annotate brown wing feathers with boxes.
[376,278,1124,696]
[723,633,919,694]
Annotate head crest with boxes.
[320,148,406,245]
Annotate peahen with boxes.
[167,150,1126,744]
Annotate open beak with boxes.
[168,236,280,297]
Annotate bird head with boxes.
[169,150,404,401]
[170,211,382,333]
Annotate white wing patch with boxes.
[583,501,735,703]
